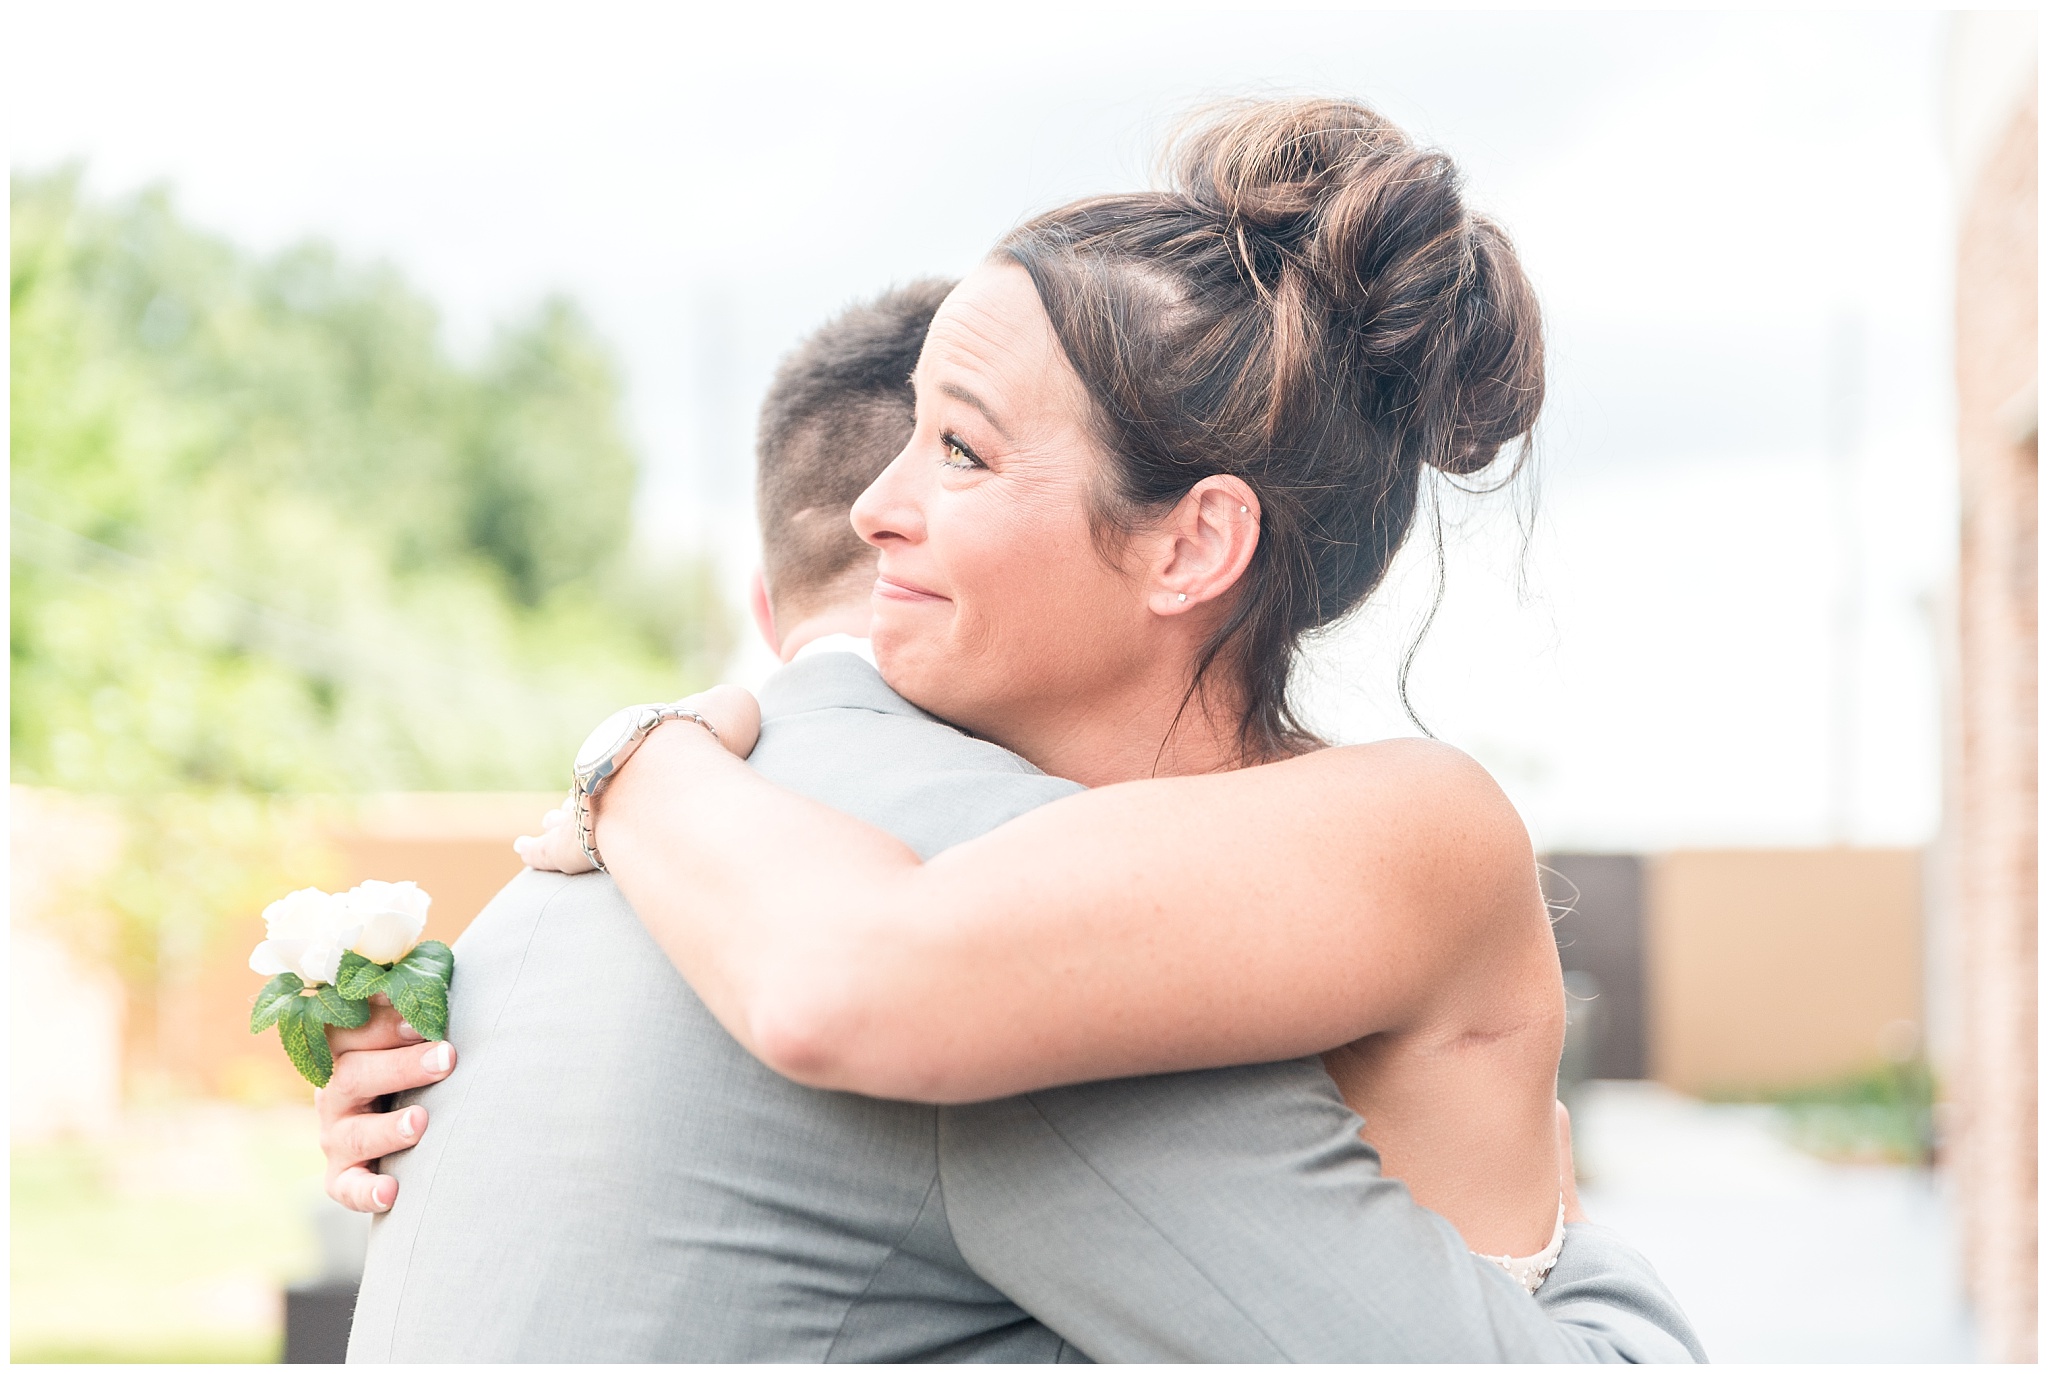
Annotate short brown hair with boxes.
[755,280,954,618]
[1001,98,1543,757]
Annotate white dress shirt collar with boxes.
[788,633,878,668]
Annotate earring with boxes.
[1176,593,1188,603]
[1240,505,1248,513]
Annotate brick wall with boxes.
[1949,75,2037,1364]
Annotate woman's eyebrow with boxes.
[939,381,1015,442]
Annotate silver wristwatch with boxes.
[570,700,719,872]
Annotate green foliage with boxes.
[11,166,731,797]
[13,169,731,1067]
[1772,1060,1937,1167]
[261,942,452,1085]
[306,983,372,1030]
[13,1106,326,1362]
[380,943,454,1041]
[264,978,388,1086]
[333,940,454,1040]
[248,972,303,1033]
[275,1003,334,1087]
[71,792,346,1068]
[1709,1060,1939,1166]
[333,952,384,1001]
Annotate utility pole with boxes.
[1825,310,1865,846]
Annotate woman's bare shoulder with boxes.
[1261,738,1537,906]
[1153,735,1524,834]
[1276,736,1519,813]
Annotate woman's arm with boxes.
[582,701,1546,1104]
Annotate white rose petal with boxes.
[301,940,347,987]
[344,881,430,965]
[352,909,425,965]
[263,887,346,942]
[249,940,298,978]
[253,887,361,986]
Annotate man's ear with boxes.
[749,569,780,653]
[1148,476,1260,616]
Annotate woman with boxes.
[360,97,1566,1277]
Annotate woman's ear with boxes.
[1149,476,1260,616]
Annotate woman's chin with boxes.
[870,633,978,728]
[869,625,937,695]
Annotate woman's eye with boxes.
[939,434,984,471]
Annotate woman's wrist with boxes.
[517,684,760,875]
[590,686,757,856]
[674,684,761,759]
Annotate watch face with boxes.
[575,704,646,775]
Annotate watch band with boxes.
[574,706,718,873]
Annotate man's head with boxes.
[754,279,955,649]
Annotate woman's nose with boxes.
[851,443,926,548]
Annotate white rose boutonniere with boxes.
[345,880,431,964]
[249,887,359,987]
[249,881,454,1086]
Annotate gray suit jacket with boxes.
[348,652,1702,1363]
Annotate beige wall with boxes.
[1647,848,1922,1095]
[208,793,559,1100]
[9,788,557,1107]
[7,790,1952,1128]
[330,793,561,949]
[12,789,132,1136]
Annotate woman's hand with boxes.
[513,797,592,874]
[318,997,458,1212]
[689,684,763,757]
[514,685,762,873]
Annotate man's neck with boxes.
[776,601,875,662]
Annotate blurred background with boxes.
[9,4,2035,1363]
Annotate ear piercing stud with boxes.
[1177,593,1188,602]
[1240,505,1248,513]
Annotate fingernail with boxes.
[397,1020,424,1042]
[422,1042,454,1073]
[374,1177,397,1209]
[395,1108,418,1140]
[512,837,531,854]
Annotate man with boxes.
[333,283,1703,1362]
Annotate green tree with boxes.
[11,170,731,1078]
[11,167,729,795]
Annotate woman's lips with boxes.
[873,574,948,603]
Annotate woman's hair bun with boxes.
[1000,95,1545,756]
[1169,98,1544,476]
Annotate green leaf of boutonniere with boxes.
[304,983,372,1029]
[382,955,452,1042]
[251,973,305,1033]
[250,935,454,1084]
[334,952,390,1000]
[401,941,454,985]
[278,1000,335,1087]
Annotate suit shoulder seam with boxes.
[980,1095,1294,1360]
[821,1163,945,1362]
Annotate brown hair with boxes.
[755,279,955,618]
[999,97,1544,758]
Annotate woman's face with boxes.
[850,262,1163,748]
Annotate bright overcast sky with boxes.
[13,5,1961,850]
